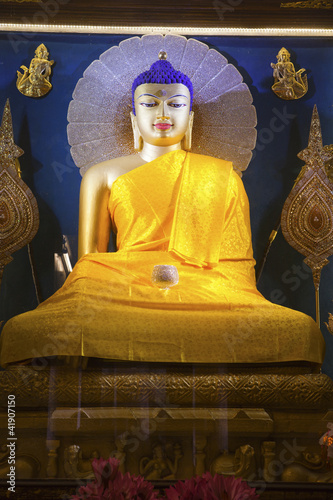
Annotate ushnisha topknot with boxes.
[132,50,193,115]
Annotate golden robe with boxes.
[0,151,325,366]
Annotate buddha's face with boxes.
[133,83,192,147]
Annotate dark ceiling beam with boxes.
[0,0,332,29]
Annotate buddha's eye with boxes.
[168,103,186,108]
[140,102,158,107]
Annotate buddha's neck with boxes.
[139,142,182,163]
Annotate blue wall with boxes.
[0,32,332,375]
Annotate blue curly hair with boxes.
[132,58,193,115]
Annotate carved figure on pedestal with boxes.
[194,436,207,476]
[139,442,182,480]
[210,445,256,480]
[281,450,333,482]
[63,444,97,479]
[111,436,127,474]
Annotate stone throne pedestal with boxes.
[1,359,333,495]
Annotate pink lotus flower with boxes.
[93,457,120,488]
[71,457,258,500]
[71,457,159,500]
[165,472,259,500]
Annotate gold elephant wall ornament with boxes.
[16,44,54,98]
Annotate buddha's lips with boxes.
[154,123,172,130]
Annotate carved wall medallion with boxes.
[0,99,39,279]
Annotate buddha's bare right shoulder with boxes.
[81,154,146,189]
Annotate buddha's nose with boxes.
[157,101,169,119]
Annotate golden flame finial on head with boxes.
[35,43,49,59]
[277,47,290,59]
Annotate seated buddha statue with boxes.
[0,53,325,369]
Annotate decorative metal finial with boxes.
[0,99,24,171]
[158,50,167,60]
[0,99,39,284]
[281,105,333,326]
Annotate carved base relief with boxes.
[0,366,333,485]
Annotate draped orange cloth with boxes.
[0,150,325,366]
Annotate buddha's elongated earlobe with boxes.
[130,112,143,152]
[182,111,194,151]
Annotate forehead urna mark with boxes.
[144,89,166,98]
